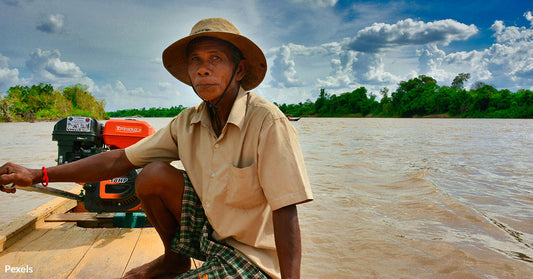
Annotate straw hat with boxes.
[163,18,267,91]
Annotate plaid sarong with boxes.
[171,171,270,279]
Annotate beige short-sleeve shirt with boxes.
[125,87,313,278]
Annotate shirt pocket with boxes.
[225,162,266,209]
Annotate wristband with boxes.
[42,166,49,187]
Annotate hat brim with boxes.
[162,31,267,91]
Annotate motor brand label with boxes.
[116,125,142,133]
[111,177,128,183]
[66,116,92,132]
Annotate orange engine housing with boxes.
[103,119,155,149]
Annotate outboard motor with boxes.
[52,116,106,164]
[52,116,155,212]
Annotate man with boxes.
[0,18,313,279]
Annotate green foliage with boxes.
[62,84,106,118]
[390,75,439,117]
[0,83,107,122]
[276,74,533,119]
[3,75,530,122]
[451,73,471,89]
[278,86,380,117]
[107,106,187,118]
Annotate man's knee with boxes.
[135,161,184,198]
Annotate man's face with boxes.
[187,38,239,102]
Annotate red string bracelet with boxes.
[41,166,49,187]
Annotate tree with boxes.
[314,88,329,115]
[451,73,471,89]
[0,83,106,122]
[472,81,487,90]
[275,75,532,119]
[391,75,438,117]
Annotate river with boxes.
[1,118,532,278]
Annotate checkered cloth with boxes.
[171,171,270,279]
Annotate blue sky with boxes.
[0,0,532,111]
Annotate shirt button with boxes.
[211,173,215,178]
[214,144,219,149]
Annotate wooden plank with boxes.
[0,222,103,279]
[0,221,65,255]
[122,227,164,276]
[67,228,142,279]
[0,185,80,252]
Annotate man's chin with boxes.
[196,91,222,103]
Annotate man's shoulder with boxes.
[247,92,285,121]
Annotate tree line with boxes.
[277,73,533,118]
[0,83,187,121]
[0,83,106,122]
[107,106,187,118]
[2,73,532,122]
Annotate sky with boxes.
[0,0,532,111]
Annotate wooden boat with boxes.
[0,185,202,279]
[285,114,301,121]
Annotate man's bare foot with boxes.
[123,252,191,279]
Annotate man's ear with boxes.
[235,59,249,82]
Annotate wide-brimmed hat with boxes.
[163,18,267,91]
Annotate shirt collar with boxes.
[226,86,248,130]
[190,86,248,130]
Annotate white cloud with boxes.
[348,18,478,53]
[525,11,533,26]
[419,46,492,86]
[267,42,342,88]
[250,13,533,104]
[25,48,95,89]
[3,47,188,110]
[268,18,482,95]
[93,81,144,111]
[0,53,21,93]
[417,14,533,90]
[360,53,400,84]
[157,82,173,91]
[36,14,65,34]
[292,0,338,8]
[490,20,505,34]
[1,1,531,110]
[93,80,183,111]
[491,18,533,45]
[316,49,356,88]
[269,45,303,88]
[0,55,8,68]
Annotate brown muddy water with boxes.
[1,118,532,278]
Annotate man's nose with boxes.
[196,61,211,77]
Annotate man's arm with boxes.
[273,204,301,279]
[0,149,137,190]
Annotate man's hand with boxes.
[0,149,137,194]
[0,162,42,193]
[273,204,301,279]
